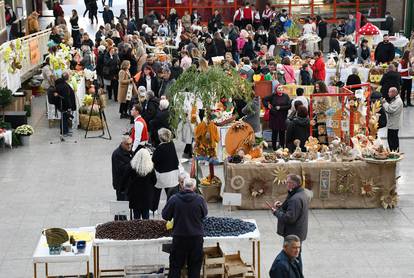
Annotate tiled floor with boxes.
[2,2,414,277]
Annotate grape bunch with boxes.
[203,217,256,237]
[95,220,172,240]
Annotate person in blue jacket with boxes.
[269,235,304,278]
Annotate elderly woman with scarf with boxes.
[126,148,157,219]
[263,85,291,150]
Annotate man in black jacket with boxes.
[162,178,208,278]
[270,174,309,267]
[111,135,132,201]
[101,5,114,25]
[269,235,304,278]
[55,72,76,136]
[380,64,401,101]
[374,34,395,64]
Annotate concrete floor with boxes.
[2,2,414,277]
[1,92,414,278]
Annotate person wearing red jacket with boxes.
[242,3,253,29]
[311,51,326,82]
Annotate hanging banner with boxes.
[29,38,40,65]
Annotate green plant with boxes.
[168,66,253,131]
[0,87,12,121]
[286,21,301,39]
[14,124,34,136]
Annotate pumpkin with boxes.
[249,146,263,159]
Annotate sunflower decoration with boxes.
[249,177,268,198]
[272,166,288,186]
[360,179,380,198]
[380,188,398,209]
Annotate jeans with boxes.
[387,129,399,151]
[133,209,149,219]
[60,111,69,135]
[169,236,203,278]
[272,129,286,150]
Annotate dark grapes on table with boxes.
[95,220,172,240]
[202,217,256,237]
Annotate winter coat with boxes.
[286,116,310,153]
[269,250,304,278]
[118,69,137,103]
[312,57,326,82]
[242,96,261,133]
[102,9,114,25]
[273,187,309,241]
[282,65,296,84]
[162,190,208,237]
[26,14,40,35]
[150,109,170,146]
[374,42,395,64]
[329,38,340,54]
[126,168,157,210]
[357,46,371,64]
[96,52,105,77]
[263,93,291,130]
[300,69,311,85]
[152,141,180,189]
[138,76,159,95]
[158,78,176,98]
[241,39,256,60]
[214,38,226,57]
[111,145,132,191]
[55,78,76,112]
[383,95,403,130]
[103,52,119,80]
[178,118,193,144]
[380,71,401,100]
[142,97,159,125]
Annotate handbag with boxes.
[263,108,270,121]
[126,83,133,101]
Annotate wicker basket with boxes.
[200,183,221,203]
[79,114,104,131]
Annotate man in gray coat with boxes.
[382,87,403,151]
[270,174,309,267]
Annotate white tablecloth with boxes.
[93,219,260,247]
[294,66,369,86]
[32,226,94,264]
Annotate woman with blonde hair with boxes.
[169,8,178,34]
[118,60,137,118]
[126,148,157,219]
[198,58,209,72]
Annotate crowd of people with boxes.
[27,1,410,277]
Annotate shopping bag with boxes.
[263,108,270,121]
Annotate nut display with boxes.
[95,220,171,240]
[202,217,256,237]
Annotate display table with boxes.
[93,219,261,278]
[32,226,94,278]
[223,160,398,209]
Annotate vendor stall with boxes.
[223,159,399,210]
[93,219,261,278]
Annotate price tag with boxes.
[222,193,242,207]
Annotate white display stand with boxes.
[32,226,94,278]
[93,219,261,278]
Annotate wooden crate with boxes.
[224,252,254,278]
[203,243,225,278]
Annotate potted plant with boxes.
[286,20,302,42]
[14,124,34,146]
[0,87,12,122]
[169,66,253,199]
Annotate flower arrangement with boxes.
[3,39,24,73]
[15,124,34,136]
[84,69,97,81]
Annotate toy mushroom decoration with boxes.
[358,22,380,49]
